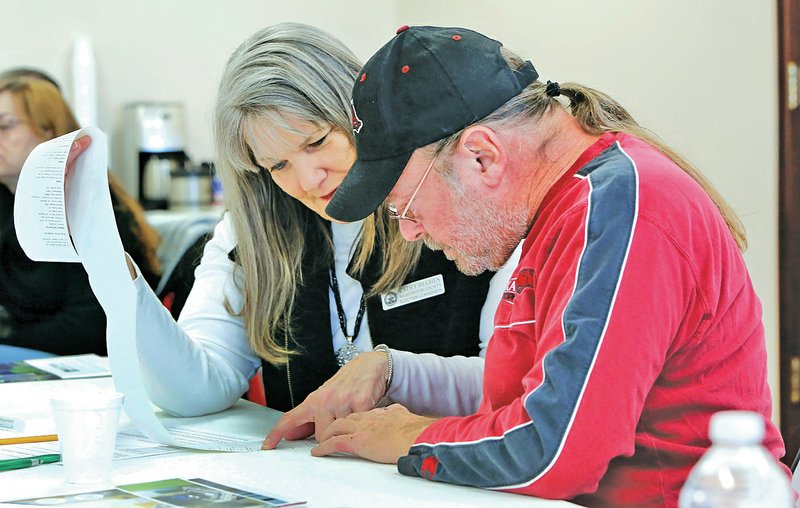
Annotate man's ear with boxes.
[454,125,506,188]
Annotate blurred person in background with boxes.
[0,75,161,361]
[0,67,61,90]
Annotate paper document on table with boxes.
[13,127,253,452]
[121,399,280,452]
[120,427,262,453]
[0,399,278,459]
[0,432,180,461]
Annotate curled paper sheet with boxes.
[14,128,261,452]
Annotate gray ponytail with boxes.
[432,48,747,252]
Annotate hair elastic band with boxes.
[545,80,561,98]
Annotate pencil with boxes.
[0,434,58,446]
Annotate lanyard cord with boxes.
[329,261,366,340]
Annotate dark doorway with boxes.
[779,0,800,467]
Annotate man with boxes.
[265,26,787,506]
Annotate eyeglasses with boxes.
[387,154,437,223]
[0,117,26,135]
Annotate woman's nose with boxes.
[398,219,425,242]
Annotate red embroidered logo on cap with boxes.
[421,456,439,479]
[350,99,363,134]
[396,25,409,34]
[451,35,462,41]
[360,73,366,83]
[401,65,410,74]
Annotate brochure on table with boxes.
[3,477,305,507]
[0,361,57,384]
[13,127,265,453]
[0,354,110,384]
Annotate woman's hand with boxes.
[262,350,391,449]
[66,136,92,171]
[66,136,137,280]
[63,137,91,238]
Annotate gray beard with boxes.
[423,187,529,276]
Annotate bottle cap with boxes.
[709,410,765,445]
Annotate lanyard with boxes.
[329,262,366,366]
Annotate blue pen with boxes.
[0,454,61,472]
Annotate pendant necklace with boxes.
[330,261,366,367]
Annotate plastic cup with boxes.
[50,390,124,484]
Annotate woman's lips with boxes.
[320,188,337,201]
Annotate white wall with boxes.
[2,1,782,418]
[0,0,397,186]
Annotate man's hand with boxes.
[262,351,391,449]
[311,404,435,464]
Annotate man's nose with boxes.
[398,219,425,241]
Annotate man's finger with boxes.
[311,434,356,457]
[316,415,362,443]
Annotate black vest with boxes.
[253,217,493,411]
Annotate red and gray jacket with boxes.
[398,132,787,507]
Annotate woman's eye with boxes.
[308,133,328,148]
[270,160,287,172]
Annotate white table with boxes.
[0,377,578,507]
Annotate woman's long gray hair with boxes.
[214,23,420,364]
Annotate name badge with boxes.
[381,274,445,310]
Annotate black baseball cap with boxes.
[325,25,538,222]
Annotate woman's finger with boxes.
[65,136,92,170]
[313,409,336,442]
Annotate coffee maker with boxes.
[122,102,188,209]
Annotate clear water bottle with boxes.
[679,410,794,507]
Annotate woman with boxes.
[95,23,517,428]
[0,76,161,360]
